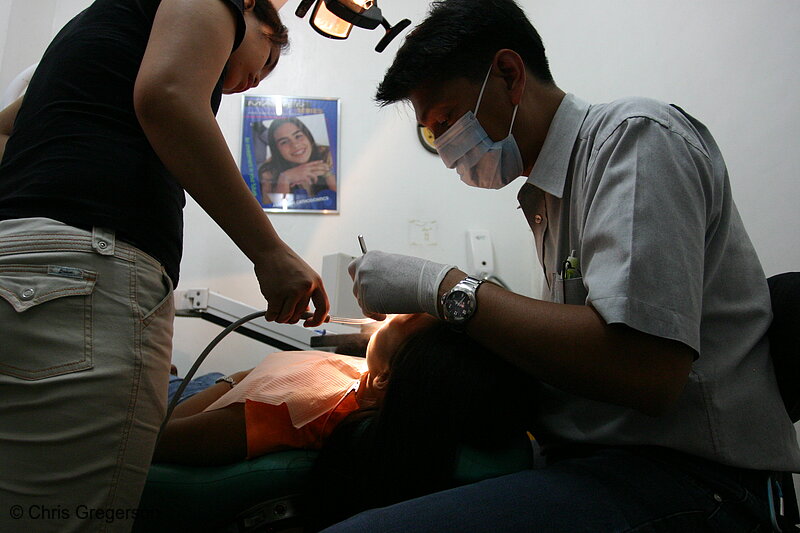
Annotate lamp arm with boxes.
[375,17,411,53]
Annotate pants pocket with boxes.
[140,269,174,329]
[0,264,97,380]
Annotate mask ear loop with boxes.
[475,64,520,137]
[474,66,494,116]
[507,104,519,136]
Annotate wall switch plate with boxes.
[408,219,438,246]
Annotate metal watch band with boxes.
[440,276,485,325]
[458,276,484,292]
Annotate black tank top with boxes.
[0,0,246,285]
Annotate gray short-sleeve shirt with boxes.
[520,94,800,471]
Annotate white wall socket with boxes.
[466,229,494,279]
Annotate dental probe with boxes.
[299,236,373,325]
[299,311,374,325]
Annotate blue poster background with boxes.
[240,95,339,212]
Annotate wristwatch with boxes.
[440,276,485,326]
[215,375,236,388]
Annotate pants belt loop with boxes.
[92,226,116,256]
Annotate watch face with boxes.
[444,290,475,322]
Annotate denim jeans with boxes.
[321,446,773,532]
[167,372,224,403]
[0,218,174,532]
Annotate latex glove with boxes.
[348,251,454,319]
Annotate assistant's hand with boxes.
[348,251,454,319]
[254,242,329,327]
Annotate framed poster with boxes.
[240,95,340,213]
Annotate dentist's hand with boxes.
[348,251,454,320]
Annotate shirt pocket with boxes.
[0,265,97,380]
[551,273,589,306]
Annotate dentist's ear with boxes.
[492,49,526,106]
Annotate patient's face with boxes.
[366,314,438,379]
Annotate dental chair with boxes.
[134,426,534,532]
[134,329,535,533]
[135,272,800,533]
[766,272,800,531]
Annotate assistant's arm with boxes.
[133,0,328,325]
[437,269,693,417]
[0,96,23,160]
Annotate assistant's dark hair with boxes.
[307,322,539,530]
[375,0,554,106]
[258,117,323,177]
[253,0,289,50]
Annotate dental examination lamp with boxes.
[295,0,411,52]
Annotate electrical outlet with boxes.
[466,229,494,278]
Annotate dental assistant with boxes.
[0,0,328,531]
[342,0,800,531]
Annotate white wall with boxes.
[1,0,799,431]
[1,0,799,511]
[185,0,799,374]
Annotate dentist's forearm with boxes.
[439,269,693,416]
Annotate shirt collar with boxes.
[526,93,590,198]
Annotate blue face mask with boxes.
[434,66,524,189]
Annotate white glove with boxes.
[348,251,455,318]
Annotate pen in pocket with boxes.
[561,249,581,279]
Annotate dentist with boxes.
[343,0,800,531]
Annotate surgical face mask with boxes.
[434,66,524,189]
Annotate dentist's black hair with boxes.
[375,0,554,106]
[307,322,539,530]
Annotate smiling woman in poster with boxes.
[259,117,337,199]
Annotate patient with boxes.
[154,314,440,465]
[307,320,540,529]
[154,314,539,527]
[155,313,538,458]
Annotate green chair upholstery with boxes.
[134,436,534,532]
[134,450,317,532]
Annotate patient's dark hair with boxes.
[375,0,554,106]
[307,322,539,529]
